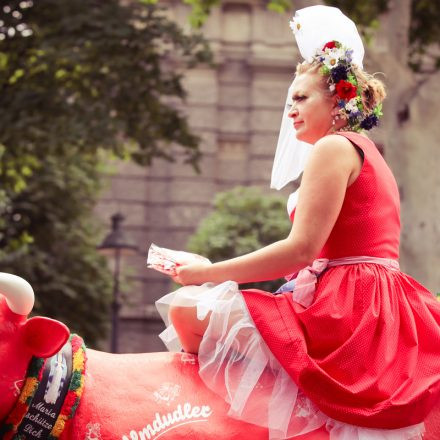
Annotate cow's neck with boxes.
[0,334,86,439]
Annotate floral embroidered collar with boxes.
[0,334,86,439]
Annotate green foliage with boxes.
[0,0,211,345]
[0,151,113,343]
[266,0,292,14]
[409,0,440,73]
[0,0,211,168]
[373,103,383,117]
[183,0,220,28]
[188,186,291,292]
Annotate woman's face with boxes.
[288,72,337,144]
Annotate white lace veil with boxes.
[270,5,365,191]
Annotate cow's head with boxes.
[0,273,69,422]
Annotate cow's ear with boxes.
[23,316,70,358]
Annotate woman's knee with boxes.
[169,305,205,354]
[169,304,193,329]
[169,303,210,337]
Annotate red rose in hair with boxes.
[335,80,357,100]
[323,41,336,50]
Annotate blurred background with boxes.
[0,0,439,352]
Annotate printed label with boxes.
[121,402,213,440]
[85,422,102,440]
[180,353,196,365]
[153,382,181,406]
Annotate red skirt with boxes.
[243,263,440,429]
[156,268,431,439]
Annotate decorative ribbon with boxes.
[289,256,400,307]
[14,341,72,439]
[1,334,86,440]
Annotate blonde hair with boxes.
[295,60,386,113]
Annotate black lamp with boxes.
[98,213,138,353]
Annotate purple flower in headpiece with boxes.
[348,109,362,119]
[360,114,379,130]
[345,49,353,63]
[330,65,348,83]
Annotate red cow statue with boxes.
[0,272,439,440]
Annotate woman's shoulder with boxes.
[312,133,363,162]
[314,133,357,151]
[319,131,383,160]
[318,130,371,142]
[302,134,363,186]
[333,131,376,150]
[311,133,365,185]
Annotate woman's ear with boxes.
[331,93,340,109]
[330,106,341,117]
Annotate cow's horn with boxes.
[0,272,34,315]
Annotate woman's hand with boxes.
[172,262,212,286]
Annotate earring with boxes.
[332,113,341,130]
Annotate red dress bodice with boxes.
[317,132,400,259]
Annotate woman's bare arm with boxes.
[175,135,362,285]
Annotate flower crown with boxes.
[313,41,382,132]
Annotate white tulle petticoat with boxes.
[156,281,425,440]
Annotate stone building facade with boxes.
[96,0,440,353]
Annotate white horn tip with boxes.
[0,273,35,315]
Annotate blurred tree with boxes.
[188,187,291,292]
[0,0,210,344]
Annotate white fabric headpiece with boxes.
[270,5,365,190]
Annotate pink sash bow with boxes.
[290,256,400,307]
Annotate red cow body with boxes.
[0,273,438,439]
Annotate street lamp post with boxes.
[98,213,138,353]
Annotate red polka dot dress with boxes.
[158,132,440,439]
[243,132,440,429]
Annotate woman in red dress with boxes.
[156,6,440,439]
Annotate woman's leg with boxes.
[169,304,211,354]
[168,283,245,354]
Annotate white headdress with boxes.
[270,5,365,191]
